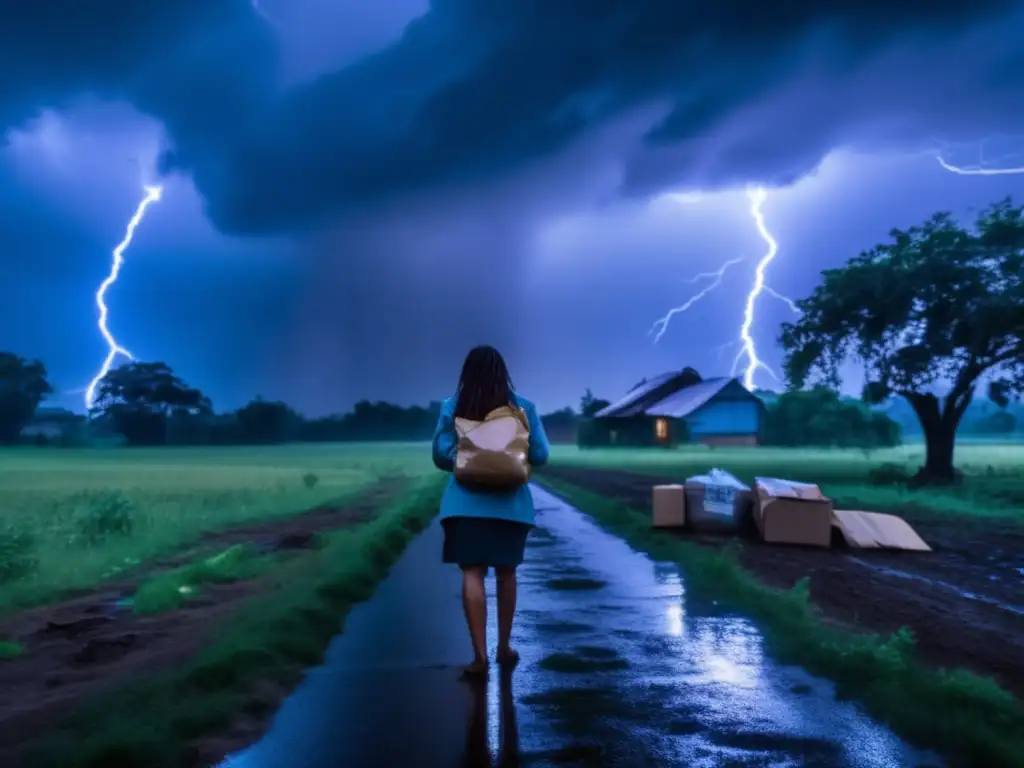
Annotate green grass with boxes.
[549,443,1024,521]
[539,477,1024,768]
[131,544,280,615]
[0,443,434,612]
[25,475,446,768]
[0,639,23,660]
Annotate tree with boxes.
[761,387,901,448]
[781,199,1024,483]
[975,409,1017,435]
[90,362,211,446]
[579,388,611,418]
[677,367,702,387]
[0,353,53,443]
[236,397,298,443]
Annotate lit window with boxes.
[655,418,668,439]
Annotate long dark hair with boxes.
[454,345,514,421]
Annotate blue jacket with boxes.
[432,393,550,525]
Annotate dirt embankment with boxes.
[539,466,1024,698]
[0,478,407,765]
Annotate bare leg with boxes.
[461,565,488,676]
[495,566,519,665]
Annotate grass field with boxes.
[548,442,1024,520]
[0,443,434,612]
[0,443,445,766]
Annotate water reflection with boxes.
[463,668,519,767]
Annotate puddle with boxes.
[508,486,942,766]
[219,485,942,767]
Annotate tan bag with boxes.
[454,404,531,491]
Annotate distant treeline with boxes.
[25,398,580,448]
[5,352,1017,450]
[760,387,902,448]
[880,397,1022,437]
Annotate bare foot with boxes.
[460,659,489,679]
[497,647,520,667]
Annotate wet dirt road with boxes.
[219,485,939,767]
[539,464,1024,695]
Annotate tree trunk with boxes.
[906,393,960,485]
[921,420,957,483]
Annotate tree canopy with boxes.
[579,388,611,417]
[0,353,53,443]
[781,198,1024,481]
[761,387,900,449]
[90,362,211,446]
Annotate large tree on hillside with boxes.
[0,353,53,443]
[90,361,211,445]
[780,199,1024,484]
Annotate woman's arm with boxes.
[526,402,551,467]
[432,402,457,472]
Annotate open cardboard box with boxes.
[753,477,834,547]
[754,477,931,551]
[832,509,931,551]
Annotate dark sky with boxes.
[2,0,1024,415]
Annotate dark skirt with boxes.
[442,517,532,568]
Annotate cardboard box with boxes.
[753,477,833,547]
[652,484,686,528]
[684,469,751,532]
[832,510,931,551]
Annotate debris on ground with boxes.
[651,474,931,552]
[832,509,932,551]
[651,484,685,528]
[753,477,835,547]
[684,469,751,533]
[543,465,1024,696]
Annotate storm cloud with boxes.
[2,0,1022,235]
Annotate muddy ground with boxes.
[0,478,406,765]
[539,466,1024,698]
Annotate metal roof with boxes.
[594,376,756,419]
[643,377,733,418]
[592,371,679,417]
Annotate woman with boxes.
[432,345,550,678]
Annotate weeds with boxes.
[0,639,24,660]
[24,477,445,768]
[0,527,38,584]
[539,478,1024,768]
[132,544,272,615]
[70,491,135,545]
[867,462,913,487]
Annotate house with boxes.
[581,371,765,448]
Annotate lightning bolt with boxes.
[653,140,1021,394]
[650,258,743,343]
[934,137,1024,176]
[654,186,799,390]
[936,156,1024,176]
[84,185,163,410]
[732,187,783,389]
